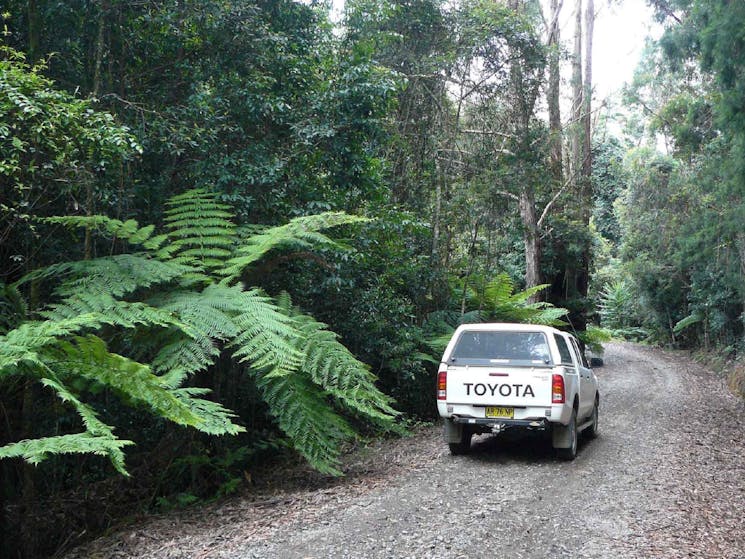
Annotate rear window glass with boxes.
[450,331,552,366]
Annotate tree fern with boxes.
[2,188,396,476]
[425,274,569,356]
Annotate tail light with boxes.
[437,366,447,400]
[552,373,565,404]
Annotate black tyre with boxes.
[556,408,578,461]
[586,397,599,440]
[448,428,472,455]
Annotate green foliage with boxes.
[577,326,613,356]
[223,212,370,281]
[426,273,568,356]
[599,280,636,330]
[0,43,140,282]
[614,1,745,350]
[1,188,396,476]
[473,273,568,326]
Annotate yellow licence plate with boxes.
[485,406,514,419]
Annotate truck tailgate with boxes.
[446,365,553,407]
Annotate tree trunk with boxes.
[519,189,542,301]
[460,218,481,315]
[547,0,563,183]
[570,0,583,184]
[86,0,109,260]
[20,381,38,559]
[27,0,41,64]
[574,0,595,324]
[582,0,595,214]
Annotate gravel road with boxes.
[67,343,745,559]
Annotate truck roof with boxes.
[453,322,566,335]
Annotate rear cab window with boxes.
[450,330,553,367]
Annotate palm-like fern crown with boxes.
[426,273,569,356]
[0,189,394,476]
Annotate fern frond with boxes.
[173,387,244,435]
[506,283,553,305]
[673,313,703,333]
[483,273,516,306]
[41,293,186,332]
[148,285,245,385]
[0,314,113,373]
[42,215,156,247]
[49,335,241,436]
[17,254,195,297]
[152,286,240,340]
[0,433,133,475]
[160,189,237,271]
[255,371,353,476]
[221,212,370,279]
[39,374,115,438]
[291,311,398,424]
[520,306,568,326]
[229,289,303,377]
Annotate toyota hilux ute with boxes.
[436,323,599,460]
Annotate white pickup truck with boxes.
[437,323,599,460]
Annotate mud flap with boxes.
[443,419,465,443]
[552,422,572,448]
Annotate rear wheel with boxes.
[555,408,578,460]
[448,428,472,455]
[586,397,599,439]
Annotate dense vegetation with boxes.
[1,0,744,557]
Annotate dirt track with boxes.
[66,343,745,559]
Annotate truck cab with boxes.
[437,323,599,460]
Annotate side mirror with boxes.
[589,357,604,368]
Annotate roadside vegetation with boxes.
[1,1,744,557]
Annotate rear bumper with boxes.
[451,416,550,430]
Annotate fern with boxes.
[254,370,354,476]
[2,188,397,476]
[161,189,237,271]
[287,306,398,424]
[221,212,369,280]
[425,274,569,357]
[0,434,133,474]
